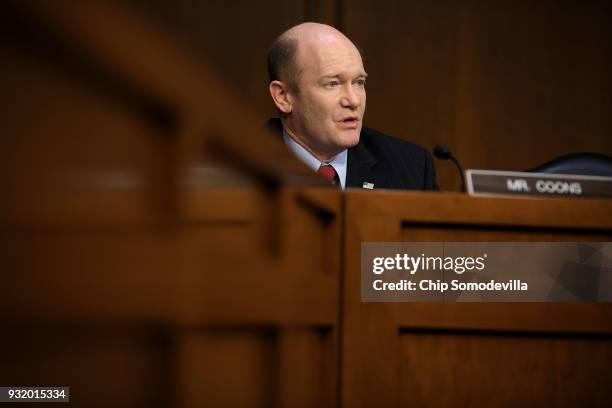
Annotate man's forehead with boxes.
[297,38,364,75]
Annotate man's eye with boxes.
[325,81,340,88]
[355,79,366,87]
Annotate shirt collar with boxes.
[282,127,348,189]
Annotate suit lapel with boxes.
[346,137,377,188]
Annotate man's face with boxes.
[287,38,367,159]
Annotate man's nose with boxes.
[340,85,361,109]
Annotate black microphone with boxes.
[433,145,466,192]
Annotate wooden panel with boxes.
[174,327,336,408]
[275,327,337,408]
[124,0,306,119]
[0,326,173,408]
[1,229,176,322]
[397,303,612,334]
[0,46,172,227]
[346,191,612,230]
[174,188,341,327]
[344,0,612,191]
[175,329,276,408]
[1,1,341,406]
[400,331,612,407]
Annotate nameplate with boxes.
[466,169,612,199]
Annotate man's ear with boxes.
[269,80,293,114]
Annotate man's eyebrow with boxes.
[320,72,369,79]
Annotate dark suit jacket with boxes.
[267,118,439,190]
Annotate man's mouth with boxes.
[338,117,359,129]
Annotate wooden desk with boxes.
[342,191,612,407]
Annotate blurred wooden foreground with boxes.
[1,1,611,407]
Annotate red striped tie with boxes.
[317,164,339,186]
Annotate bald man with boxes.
[267,23,438,190]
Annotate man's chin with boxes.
[337,128,361,148]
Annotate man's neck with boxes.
[281,120,339,162]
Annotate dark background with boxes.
[127,0,612,190]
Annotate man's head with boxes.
[268,23,367,161]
